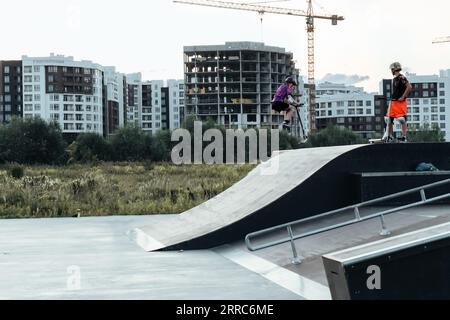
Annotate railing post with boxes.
[287,225,302,265]
[379,215,391,236]
[420,189,427,202]
[354,207,361,221]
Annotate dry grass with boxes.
[0,162,255,219]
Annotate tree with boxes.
[109,125,153,161]
[0,117,67,165]
[304,125,366,148]
[68,133,112,164]
[151,130,172,162]
[408,124,445,143]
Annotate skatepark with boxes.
[1,143,450,300]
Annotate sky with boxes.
[1,0,449,93]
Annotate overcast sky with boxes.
[1,0,449,92]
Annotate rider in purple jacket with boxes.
[272,77,300,130]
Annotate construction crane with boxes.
[173,0,344,133]
[433,36,450,44]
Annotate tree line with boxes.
[0,117,445,165]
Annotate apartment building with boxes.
[0,60,22,123]
[21,55,104,137]
[314,82,386,139]
[103,66,127,136]
[184,42,299,129]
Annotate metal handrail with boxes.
[245,178,450,264]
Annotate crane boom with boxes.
[174,0,344,21]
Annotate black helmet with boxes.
[285,76,298,86]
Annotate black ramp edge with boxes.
[133,143,450,251]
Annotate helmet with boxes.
[390,62,402,72]
[285,76,298,86]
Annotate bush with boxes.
[109,125,153,161]
[304,125,366,148]
[0,117,67,165]
[68,133,112,164]
[408,124,445,143]
[9,164,24,180]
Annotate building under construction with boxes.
[184,42,300,129]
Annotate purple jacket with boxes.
[272,84,293,103]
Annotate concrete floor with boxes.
[1,205,448,300]
[0,216,300,300]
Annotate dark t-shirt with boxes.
[392,74,410,101]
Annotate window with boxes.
[83,68,91,75]
[357,109,364,115]
[3,66,10,73]
[24,104,33,112]
[4,76,10,83]
[440,107,446,113]
[34,104,41,111]
[48,85,54,92]
[423,107,430,113]
[336,101,344,107]
[34,94,40,101]
[48,66,58,73]
[24,95,33,102]
[440,115,446,121]
[366,101,372,107]
[76,124,83,131]
[24,66,32,73]
[413,115,420,121]
[431,107,438,113]
[431,98,438,104]
[440,99,446,104]
[423,99,429,105]
[432,115,438,121]
[76,114,83,121]
[24,85,32,92]
[337,109,344,115]
[357,101,364,107]
[348,101,355,107]
[86,114,92,121]
[4,85,10,93]
[423,91,429,97]
[441,123,446,129]
[86,105,91,112]
[348,109,355,115]
[50,114,59,121]
[413,107,420,113]
[24,75,32,83]
[366,109,372,115]
[34,85,40,91]
[413,99,420,105]
[337,117,345,124]
[50,104,60,111]
[34,75,40,82]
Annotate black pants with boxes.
[272,101,290,113]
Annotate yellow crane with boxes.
[433,36,450,44]
[173,0,344,133]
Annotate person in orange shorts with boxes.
[383,62,412,143]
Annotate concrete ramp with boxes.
[131,145,363,251]
[132,143,450,251]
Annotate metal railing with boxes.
[245,178,450,265]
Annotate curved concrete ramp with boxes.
[132,145,364,251]
[132,143,450,251]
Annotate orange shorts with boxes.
[390,100,408,118]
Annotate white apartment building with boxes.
[314,82,379,139]
[104,66,126,132]
[166,79,185,130]
[22,54,104,135]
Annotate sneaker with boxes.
[385,136,395,143]
[397,136,407,143]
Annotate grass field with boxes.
[0,163,255,219]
